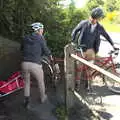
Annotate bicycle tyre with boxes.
[104,63,120,94]
[42,59,61,89]
[42,59,54,89]
[81,69,103,105]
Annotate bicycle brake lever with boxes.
[108,50,114,55]
[115,53,118,55]
[114,48,119,51]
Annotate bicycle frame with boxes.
[94,56,115,73]
[75,51,118,81]
[94,53,119,75]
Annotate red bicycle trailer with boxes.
[0,71,24,98]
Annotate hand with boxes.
[50,55,54,61]
[71,42,76,46]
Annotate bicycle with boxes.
[41,56,61,91]
[74,45,120,104]
[96,49,120,93]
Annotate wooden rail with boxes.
[71,54,120,83]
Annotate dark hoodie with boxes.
[21,33,51,65]
[72,20,114,53]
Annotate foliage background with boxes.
[0,0,120,57]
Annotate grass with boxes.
[100,21,120,33]
[54,104,66,120]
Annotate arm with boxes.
[20,37,25,55]
[41,36,52,57]
[71,21,84,42]
[94,38,101,54]
[100,26,114,47]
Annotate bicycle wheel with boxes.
[84,68,103,105]
[104,63,120,94]
[81,70,103,105]
[42,59,54,89]
[42,59,61,89]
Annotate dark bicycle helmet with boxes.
[91,7,104,19]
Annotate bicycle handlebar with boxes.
[108,48,119,56]
[114,48,119,51]
[73,44,87,52]
[72,42,119,57]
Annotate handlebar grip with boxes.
[114,48,119,51]
[109,48,119,55]
[115,53,118,55]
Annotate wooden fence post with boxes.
[64,43,75,112]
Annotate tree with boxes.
[0,0,89,57]
[105,0,120,12]
[86,0,104,11]
[0,0,69,56]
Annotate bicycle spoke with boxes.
[104,65,120,94]
[42,59,61,91]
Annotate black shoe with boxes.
[75,83,80,92]
[85,80,88,89]
[24,97,30,108]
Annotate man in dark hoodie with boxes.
[21,22,52,108]
[71,7,117,90]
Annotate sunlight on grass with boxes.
[101,21,120,33]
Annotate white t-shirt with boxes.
[90,23,97,33]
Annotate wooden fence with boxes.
[64,43,120,119]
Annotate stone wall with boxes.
[0,36,21,80]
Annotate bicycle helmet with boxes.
[91,7,104,19]
[31,22,44,31]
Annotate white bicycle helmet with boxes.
[31,22,44,31]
